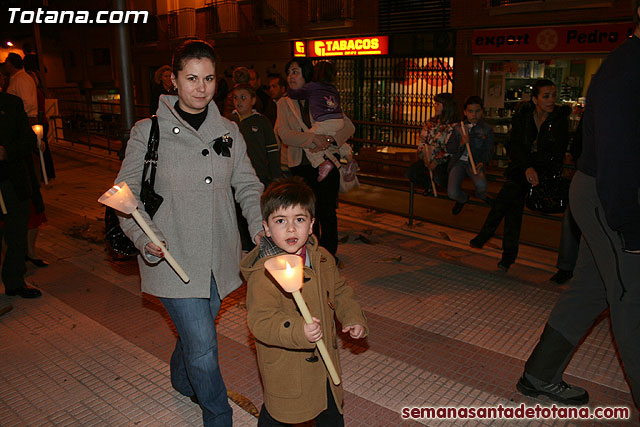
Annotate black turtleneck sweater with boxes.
[174,102,208,131]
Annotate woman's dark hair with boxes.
[285,58,314,84]
[261,176,316,220]
[433,92,459,124]
[172,40,217,75]
[531,79,555,99]
[313,61,336,84]
[464,95,484,110]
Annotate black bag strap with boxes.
[142,115,160,187]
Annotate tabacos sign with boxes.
[293,36,389,57]
[472,23,634,54]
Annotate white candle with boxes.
[264,255,341,385]
[98,182,190,283]
[31,124,48,185]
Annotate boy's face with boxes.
[464,103,483,124]
[233,88,256,117]
[263,205,315,255]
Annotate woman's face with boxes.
[287,62,305,90]
[161,70,173,89]
[434,101,444,117]
[532,85,557,114]
[171,57,216,114]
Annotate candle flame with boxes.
[114,185,121,191]
[285,261,292,275]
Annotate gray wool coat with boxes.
[116,95,264,299]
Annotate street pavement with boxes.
[0,142,635,426]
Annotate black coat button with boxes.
[202,149,209,156]
[172,127,180,134]
[284,321,290,328]
[204,176,212,184]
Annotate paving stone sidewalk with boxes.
[0,145,635,426]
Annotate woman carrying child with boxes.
[276,58,355,258]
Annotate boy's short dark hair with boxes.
[269,75,286,89]
[232,83,256,98]
[261,177,316,221]
[464,95,484,110]
[313,61,336,84]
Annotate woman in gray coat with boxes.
[116,40,263,426]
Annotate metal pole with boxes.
[116,0,136,159]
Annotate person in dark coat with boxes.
[0,92,42,298]
[470,79,570,271]
[517,3,640,408]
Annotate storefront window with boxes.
[482,58,601,133]
[334,56,454,150]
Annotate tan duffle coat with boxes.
[240,236,368,423]
[116,95,264,299]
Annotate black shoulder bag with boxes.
[105,116,163,256]
[525,169,570,214]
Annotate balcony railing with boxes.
[488,0,539,5]
[206,0,240,35]
[254,0,289,30]
[168,8,196,40]
[308,0,354,22]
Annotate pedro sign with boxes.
[293,36,389,57]
[472,23,634,54]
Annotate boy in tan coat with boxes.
[240,177,368,425]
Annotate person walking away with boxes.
[516,2,640,408]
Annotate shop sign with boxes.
[472,23,634,54]
[292,36,389,57]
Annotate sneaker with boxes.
[317,160,334,182]
[516,375,589,405]
[550,269,573,284]
[452,201,465,215]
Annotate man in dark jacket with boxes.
[517,1,640,407]
[0,92,42,298]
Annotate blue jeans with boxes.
[159,275,233,426]
[447,160,488,203]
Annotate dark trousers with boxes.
[556,203,581,271]
[524,172,640,407]
[257,381,344,426]
[474,178,527,264]
[291,163,340,256]
[405,160,448,191]
[0,181,30,291]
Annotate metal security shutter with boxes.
[378,0,451,34]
